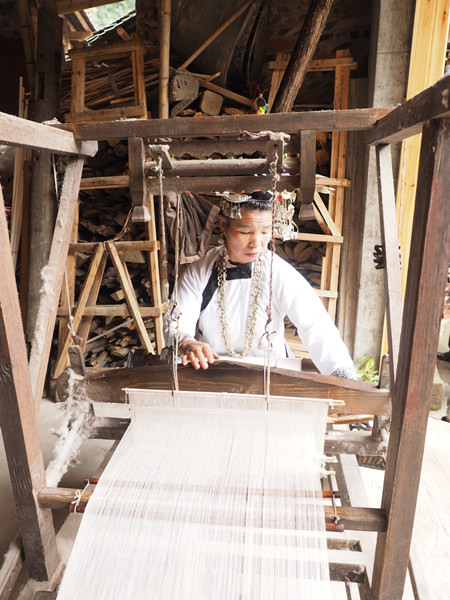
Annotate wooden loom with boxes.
[0,74,449,598]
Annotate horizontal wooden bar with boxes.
[146,175,300,194]
[269,57,358,71]
[80,173,350,192]
[80,175,129,189]
[90,418,387,457]
[167,137,300,156]
[56,361,391,417]
[57,306,163,317]
[0,111,97,156]
[68,40,142,59]
[365,74,450,145]
[59,108,392,141]
[69,241,159,252]
[294,233,343,243]
[325,506,386,532]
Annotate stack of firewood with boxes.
[275,240,325,287]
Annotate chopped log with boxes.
[169,72,199,101]
[271,0,334,113]
[199,90,224,116]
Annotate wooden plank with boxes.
[132,37,148,119]
[129,137,150,222]
[299,130,316,204]
[313,191,340,236]
[70,54,85,115]
[66,104,147,123]
[28,156,85,407]
[375,144,403,387]
[57,306,163,317]
[146,174,303,194]
[106,242,155,355]
[365,74,450,145]
[268,56,358,71]
[158,0,170,119]
[0,111,97,155]
[0,186,59,581]
[53,244,105,380]
[199,80,253,107]
[60,108,392,141]
[56,361,391,416]
[79,175,129,189]
[0,537,23,600]
[372,118,450,600]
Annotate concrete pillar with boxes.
[351,0,415,365]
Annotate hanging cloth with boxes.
[165,191,220,264]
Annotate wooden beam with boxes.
[372,118,450,599]
[56,361,391,416]
[365,74,450,145]
[271,0,334,113]
[69,241,159,253]
[0,187,59,581]
[0,111,97,155]
[28,156,85,407]
[129,137,150,222]
[299,130,316,204]
[375,144,403,387]
[59,108,392,140]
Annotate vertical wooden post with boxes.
[129,137,151,222]
[28,156,85,408]
[159,0,171,119]
[299,130,316,206]
[27,0,63,341]
[372,118,450,599]
[271,0,333,113]
[146,194,165,353]
[375,144,403,387]
[0,186,59,581]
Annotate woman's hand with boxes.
[178,338,219,370]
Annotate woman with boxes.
[164,192,357,378]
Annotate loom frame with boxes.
[0,74,449,598]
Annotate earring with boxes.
[219,231,226,246]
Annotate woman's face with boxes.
[219,209,272,263]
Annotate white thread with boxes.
[71,480,90,513]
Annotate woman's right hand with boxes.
[178,338,219,370]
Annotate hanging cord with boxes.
[262,147,280,404]
[168,195,182,391]
[157,154,170,305]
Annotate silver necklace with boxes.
[217,246,265,358]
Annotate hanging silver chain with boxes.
[217,246,265,358]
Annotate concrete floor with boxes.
[1,325,449,598]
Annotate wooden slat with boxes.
[28,156,85,407]
[56,361,391,416]
[0,111,97,155]
[106,242,155,355]
[375,144,403,387]
[68,39,142,60]
[0,186,59,581]
[372,118,450,600]
[60,108,392,140]
[146,175,302,194]
[57,306,163,317]
[313,191,340,236]
[365,74,450,145]
[69,241,159,252]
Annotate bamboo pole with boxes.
[177,0,253,72]
[158,0,171,119]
